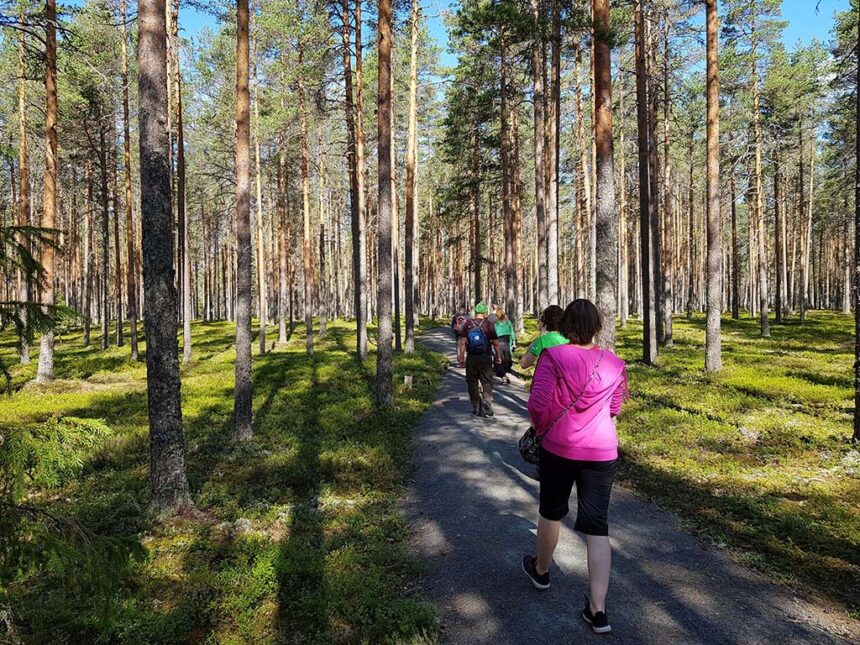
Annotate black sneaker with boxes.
[582,598,612,634]
[482,401,494,417]
[471,404,480,416]
[521,555,550,590]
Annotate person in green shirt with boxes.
[520,305,568,370]
[493,308,517,384]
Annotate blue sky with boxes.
[144,0,850,69]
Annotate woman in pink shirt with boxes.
[521,299,628,635]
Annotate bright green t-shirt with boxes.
[529,331,569,357]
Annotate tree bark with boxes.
[177,46,192,361]
[546,0,560,305]
[253,54,266,355]
[751,37,769,337]
[532,0,548,311]
[731,173,739,319]
[661,18,673,346]
[593,0,616,348]
[36,0,58,383]
[705,0,722,371]
[376,0,394,406]
[84,161,93,346]
[99,119,110,351]
[121,0,139,360]
[404,0,419,353]
[233,0,254,440]
[138,0,193,515]
[17,22,30,365]
[278,131,288,343]
[774,144,783,324]
[355,0,369,353]
[635,0,656,364]
[299,43,314,356]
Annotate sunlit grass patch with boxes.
[611,310,859,612]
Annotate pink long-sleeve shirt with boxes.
[527,344,628,462]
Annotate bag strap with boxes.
[537,348,605,437]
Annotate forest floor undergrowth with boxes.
[1,310,857,643]
[1,319,446,643]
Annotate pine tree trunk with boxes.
[774,145,783,324]
[687,139,695,320]
[661,19,673,346]
[121,0,139,360]
[501,42,516,328]
[113,119,124,347]
[253,55,266,355]
[802,137,815,324]
[36,0,58,383]
[17,23,30,365]
[532,0,548,310]
[376,0,394,406]
[635,0,656,364]
[546,0,560,305]
[84,161,93,346]
[731,173,740,319]
[99,121,111,351]
[299,44,314,356]
[593,0,616,348]
[574,41,592,301]
[278,132,288,343]
[853,5,860,444]
[404,0,419,353]
[233,0,254,440]
[138,0,193,515]
[391,66,401,351]
[619,80,629,327]
[354,0,369,358]
[177,58,192,360]
[647,14,663,347]
[704,0,722,371]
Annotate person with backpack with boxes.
[460,303,500,416]
[520,299,628,635]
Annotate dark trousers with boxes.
[466,354,494,405]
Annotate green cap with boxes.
[475,302,488,314]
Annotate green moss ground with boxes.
[1,319,445,643]
[515,311,859,614]
[3,310,858,640]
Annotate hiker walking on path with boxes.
[520,305,568,370]
[459,303,501,417]
[493,308,516,385]
[521,299,629,635]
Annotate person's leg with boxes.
[480,357,494,402]
[465,357,480,406]
[585,535,611,612]
[536,515,561,575]
[533,449,575,573]
[574,460,618,612]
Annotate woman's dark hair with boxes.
[559,299,602,345]
[539,305,564,332]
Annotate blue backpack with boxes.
[466,322,489,355]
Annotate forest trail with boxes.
[404,327,858,645]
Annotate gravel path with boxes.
[403,327,858,644]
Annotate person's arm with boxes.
[457,336,466,366]
[610,366,629,417]
[520,340,538,369]
[492,339,501,363]
[527,355,556,433]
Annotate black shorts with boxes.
[538,447,618,536]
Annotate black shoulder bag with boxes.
[518,349,605,465]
